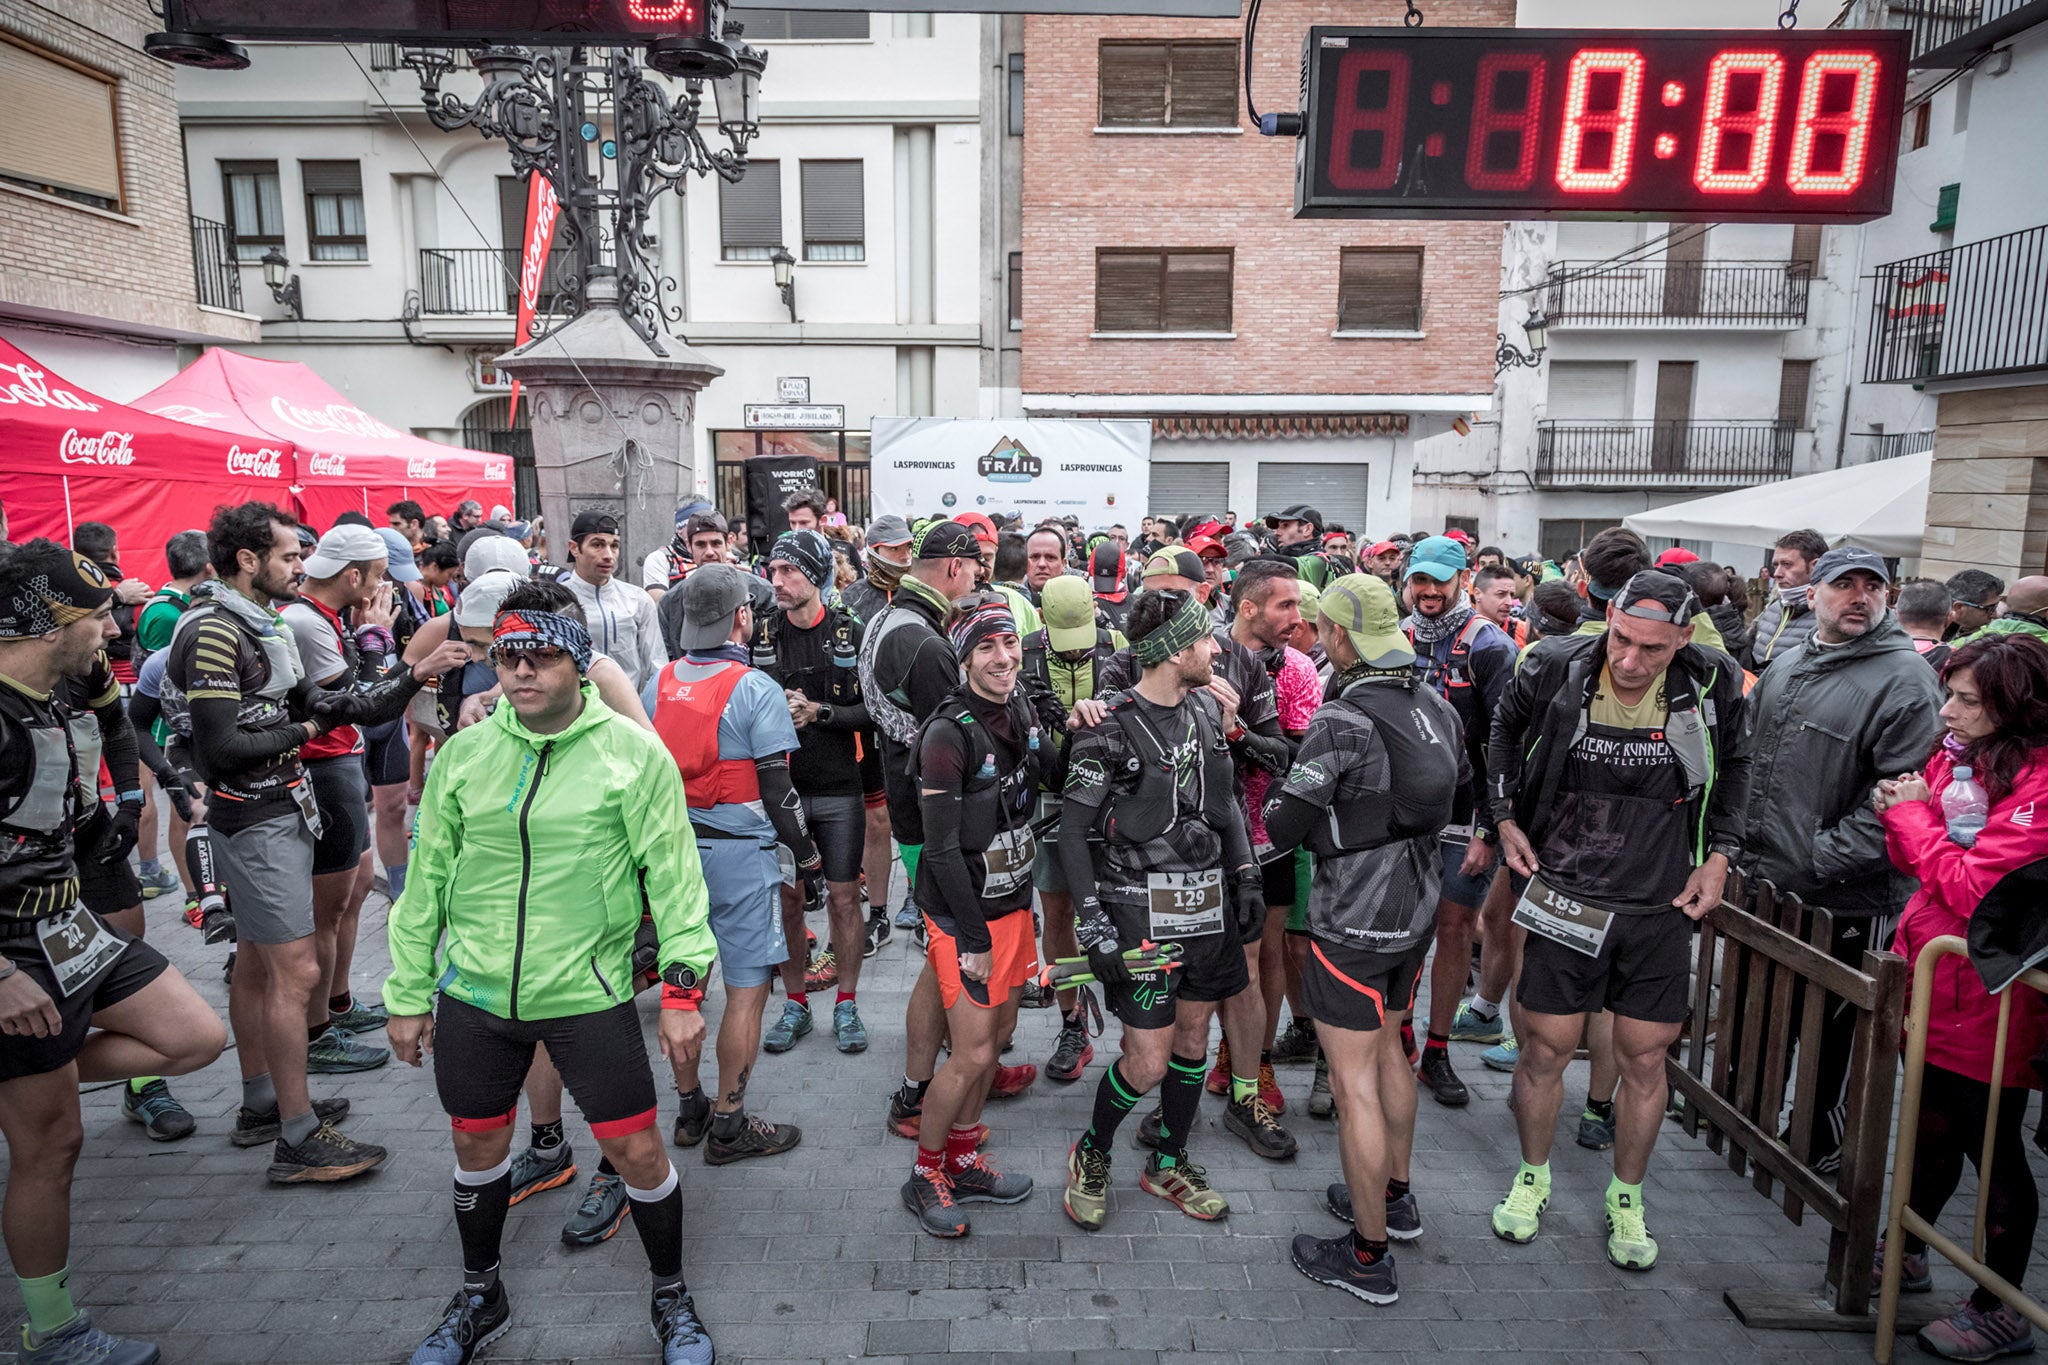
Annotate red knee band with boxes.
[451,1107,517,1133]
[589,1107,658,1140]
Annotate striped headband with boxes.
[949,596,1018,659]
[1131,591,1214,666]
[492,608,594,674]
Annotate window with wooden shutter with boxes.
[301,161,365,261]
[1777,358,1813,428]
[222,160,283,261]
[1790,225,1822,276]
[720,159,783,260]
[0,38,122,212]
[1098,40,1239,129]
[1337,247,1422,331]
[728,8,869,39]
[800,160,864,262]
[1095,249,1232,334]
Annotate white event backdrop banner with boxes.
[871,417,1151,529]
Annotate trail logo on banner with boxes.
[977,437,1042,483]
[510,171,562,415]
[872,418,1150,528]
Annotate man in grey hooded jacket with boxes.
[1737,545,1944,1172]
[1745,529,1826,672]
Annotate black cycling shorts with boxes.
[360,717,409,789]
[0,914,168,1082]
[802,792,865,885]
[1302,936,1428,1032]
[1100,895,1248,1031]
[309,756,370,877]
[74,807,141,916]
[431,995,659,1138]
[1516,904,1693,1025]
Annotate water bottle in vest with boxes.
[1943,765,1989,848]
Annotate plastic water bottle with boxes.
[1943,766,1989,848]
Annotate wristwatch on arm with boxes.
[659,962,704,1010]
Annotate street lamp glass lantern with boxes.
[1524,308,1549,354]
[261,247,289,290]
[770,246,795,288]
[711,44,766,137]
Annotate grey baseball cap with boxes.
[1812,545,1891,586]
[676,564,753,651]
[865,514,913,547]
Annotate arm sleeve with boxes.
[1059,725,1116,950]
[96,694,139,796]
[126,692,175,782]
[755,755,821,871]
[383,743,459,1016]
[917,719,994,953]
[629,735,718,977]
[638,595,670,686]
[188,677,312,778]
[1262,792,1318,855]
[1811,679,1945,883]
[1218,783,1255,873]
[1485,655,1541,827]
[306,670,428,728]
[1230,710,1296,777]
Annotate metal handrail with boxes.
[1865,223,2048,384]
[1535,419,1797,488]
[1874,936,2048,1361]
[1547,260,1812,325]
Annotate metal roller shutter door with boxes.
[1149,462,1228,517]
[1255,463,1369,535]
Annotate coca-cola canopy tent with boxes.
[136,350,516,533]
[0,336,296,585]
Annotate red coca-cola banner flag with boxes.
[509,170,561,415]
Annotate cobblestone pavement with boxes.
[4,881,2042,1364]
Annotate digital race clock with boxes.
[1295,27,1908,222]
[169,0,714,45]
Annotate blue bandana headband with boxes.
[492,608,594,674]
[770,529,834,589]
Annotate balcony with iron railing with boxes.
[419,247,569,315]
[1856,429,1938,461]
[190,214,243,313]
[1546,260,1812,328]
[1864,223,2048,385]
[1534,420,1798,489]
[1889,0,1983,63]
[1909,0,2047,66]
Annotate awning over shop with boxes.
[1623,452,1932,559]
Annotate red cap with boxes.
[1187,535,1226,559]
[1367,540,1400,557]
[1321,531,1349,545]
[1654,547,1700,567]
[953,512,997,545]
[1444,528,1475,545]
[1185,519,1225,541]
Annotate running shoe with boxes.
[267,1123,388,1184]
[902,1168,970,1237]
[1271,1019,1318,1066]
[230,1097,350,1147]
[507,1142,577,1205]
[673,1090,712,1148]
[1019,978,1054,1010]
[1140,1154,1229,1221]
[1324,1181,1355,1224]
[1223,1096,1298,1161]
[182,897,202,931]
[863,911,891,957]
[306,1026,390,1074]
[651,1288,715,1365]
[987,1063,1036,1100]
[1604,1187,1658,1271]
[1481,1036,1520,1072]
[1308,1055,1334,1119]
[1918,1300,2036,1361]
[886,1086,924,1140]
[762,1000,812,1054]
[1134,1106,1164,1152]
[1417,1049,1469,1106]
[19,1310,161,1365]
[1205,1039,1232,1096]
[703,1113,801,1165]
[1047,1020,1094,1083]
[1291,1233,1398,1305]
[913,917,929,954]
[1258,1061,1286,1114]
[1063,1142,1112,1230]
[120,1079,196,1142]
[406,1284,510,1365]
[894,901,921,931]
[1449,1001,1506,1044]
[561,1171,630,1245]
[138,863,182,900]
[832,999,868,1053]
[1577,1105,1616,1152]
[1491,1167,1549,1244]
[1871,1239,1933,1295]
[202,904,236,944]
[328,999,389,1036]
[804,949,838,994]
[950,1152,1033,1205]
[1321,1183,1422,1241]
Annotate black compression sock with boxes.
[530,1119,565,1152]
[710,1110,745,1141]
[624,1165,685,1285]
[1081,1061,1144,1154]
[1351,1231,1389,1265]
[1157,1053,1207,1164]
[453,1162,512,1289]
[598,1156,618,1177]
[1585,1097,1615,1121]
[1386,1178,1411,1202]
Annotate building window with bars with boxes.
[1095,248,1232,335]
[1336,247,1423,333]
[720,159,782,261]
[728,8,869,39]
[301,161,366,261]
[222,160,283,262]
[1097,40,1240,130]
[800,160,864,262]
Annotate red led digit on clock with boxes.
[1326,50,1411,192]
[1693,51,1784,193]
[1788,51,1880,194]
[1555,49,1646,192]
[627,0,695,19]
[1465,52,1546,191]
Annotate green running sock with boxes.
[1229,1072,1258,1105]
[897,843,923,888]
[18,1266,77,1335]
[1607,1175,1643,1206]
[128,1076,160,1094]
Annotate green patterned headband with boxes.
[1132,592,1213,666]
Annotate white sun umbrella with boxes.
[1623,450,1932,558]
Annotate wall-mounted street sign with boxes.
[777,376,812,403]
[1296,27,1908,222]
[745,404,844,430]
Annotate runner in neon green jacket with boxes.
[384,681,717,1021]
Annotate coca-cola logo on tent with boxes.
[3,363,102,413]
[269,395,401,440]
[148,402,231,427]
[226,445,284,479]
[59,429,135,465]
[308,453,348,477]
[484,460,509,482]
[407,455,438,480]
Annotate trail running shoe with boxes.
[121,1079,196,1142]
[328,999,389,1036]
[1224,1096,1298,1161]
[306,1026,390,1074]
[832,999,868,1053]
[1604,1187,1658,1271]
[1063,1142,1112,1230]
[894,901,920,931]
[651,1288,715,1365]
[1577,1105,1617,1152]
[1491,1167,1550,1244]
[1385,1190,1423,1241]
[1449,1001,1506,1044]
[988,1063,1036,1100]
[887,1086,924,1140]
[202,905,237,945]
[863,910,891,957]
[704,1113,801,1165]
[507,1141,577,1205]
[673,1090,712,1148]
[183,898,203,931]
[804,949,838,994]
[138,863,182,900]
[950,1152,1033,1205]
[1205,1040,1232,1096]
[561,1170,630,1245]
[1292,1233,1398,1305]
[1308,1054,1335,1119]
[1047,1020,1094,1083]
[1872,1239,1934,1294]
[1918,1300,2036,1361]
[763,999,812,1053]
[405,1284,510,1365]
[1481,1036,1520,1072]
[903,1167,969,1237]
[1141,1155,1229,1221]
[230,1097,350,1147]
[1258,1061,1286,1114]
[19,1310,161,1365]
[1271,1019,1318,1065]
[267,1122,387,1184]
[1135,1106,1164,1152]
[1418,1049,1469,1106]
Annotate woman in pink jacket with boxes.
[1877,632,2048,1362]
